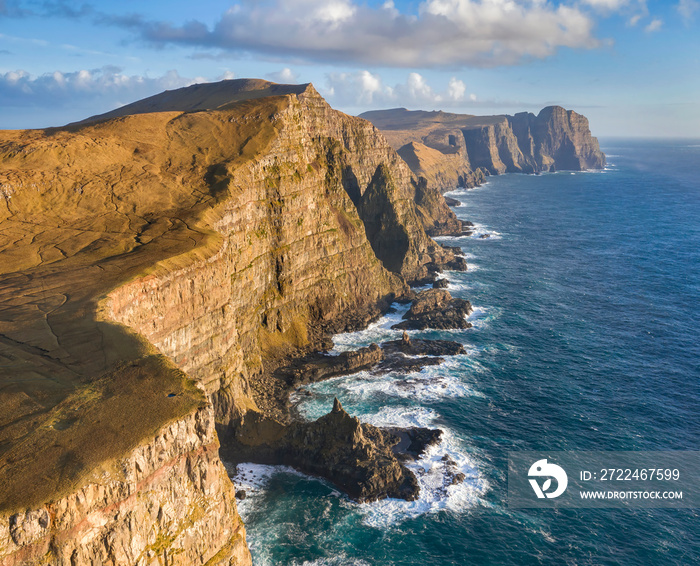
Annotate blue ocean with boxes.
[228,139,700,565]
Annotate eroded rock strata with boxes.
[0,406,250,566]
[361,106,606,192]
[0,79,463,564]
[0,79,604,564]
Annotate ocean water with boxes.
[229,139,700,565]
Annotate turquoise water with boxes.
[229,139,700,565]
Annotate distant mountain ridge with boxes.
[361,106,606,190]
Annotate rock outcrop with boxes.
[392,289,473,330]
[0,406,250,566]
[226,399,419,503]
[361,106,606,191]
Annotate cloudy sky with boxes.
[1,0,698,136]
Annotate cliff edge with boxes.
[0,79,605,564]
[0,79,462,564]
[361,106,606,190]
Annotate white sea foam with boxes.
[289,556,372,566]
[433,222,502,241]
[330,303,410,353]
[299,356,484,408]
[225,463,313,518]
[447,280,472,293]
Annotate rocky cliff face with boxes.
[0,80,605,564]
[0,406,250,566]
[463,107,606,174]
[361,106,606,190]
[0,80,464,564]
[106,83,461,429]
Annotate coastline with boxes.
[0,81,608,565]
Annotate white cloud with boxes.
[128,0,600,68]
[677,0,700,20]
[644,18,663,31]
[580,0,629,10]
[447,77,466,101]
[0,67,195,109]
[266,68,300,83]
[323,71,480,108]
[405,72,438,102]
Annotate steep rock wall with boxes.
[0,406,250,566]
[462,107,605,174]
[362,106,606,190]
[106,85,456,430]
[0,81,470,565]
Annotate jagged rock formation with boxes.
[361,106,606,191]
[225,398,419,503]
[392,289,473,330]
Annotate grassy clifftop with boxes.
[0,91,290,512]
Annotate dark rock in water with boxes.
[224,400,420,502]
[463,220,475,227]
[277,343,384,387]
[383,336,466,357]
[479,233,490,239]
[384,426,443,461]
[444,256,468,271]
[374,331,465,373]
[444,196,461,207]
[449,473,466,485]
[235,490,246,500]
[463,230,473,236]
[376,354,444,375]
[433,278,449,289]
[391,289,472,330]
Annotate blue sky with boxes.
[1,0,698,136]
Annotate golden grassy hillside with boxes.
[0,89,291,511]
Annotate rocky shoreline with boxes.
[223,274,474,504]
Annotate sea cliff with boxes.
[0,79,605,564]
[361,106,606,191]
